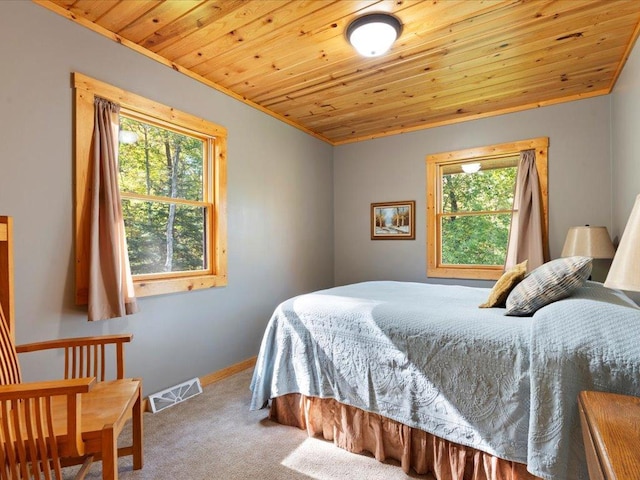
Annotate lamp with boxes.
[561,225,615,259]
[346,13,402,57]
[118,130,138,144]
[461,163,481,174]
[605,194,640,291]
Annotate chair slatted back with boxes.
[64,343,108,381]
[0,216,14,340]
[0,303,21,385]
[0,396,63,480]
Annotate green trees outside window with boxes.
[440,160,517,266]
[118,115,209,276]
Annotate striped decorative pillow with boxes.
[505,256,592,316]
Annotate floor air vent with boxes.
[148,377,203,413]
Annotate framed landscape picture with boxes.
[371,200,415,240]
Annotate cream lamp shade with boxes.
[605,194,640,292]
[561,226,615,259]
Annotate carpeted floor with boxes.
[65,368,433,479]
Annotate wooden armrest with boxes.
[0,377,95,457]
[0,377,95,400]
[15,333,133,353]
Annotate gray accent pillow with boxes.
[505,256,592,316]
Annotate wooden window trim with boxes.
[73,72,227,303]
[426,137,548,280]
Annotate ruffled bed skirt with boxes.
[270,394,540,480]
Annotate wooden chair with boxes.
[0,354,95,479]
[0,216,143,479]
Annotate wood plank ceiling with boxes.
[37,0,640,145]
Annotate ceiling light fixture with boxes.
[346,13,402,57]
[461,163,481,174]
[118,130,138,145]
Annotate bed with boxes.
[250,276,640,480]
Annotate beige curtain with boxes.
[505,149,546,271]
[88,97,138,321]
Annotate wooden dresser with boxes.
[578,391,640,480]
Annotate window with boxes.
[118,113,210,277]
[426,138,548,280]
[73,73,227,302]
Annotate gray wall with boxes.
[0,1,334,395]
[611,40,640,239]
[334,97,613,286]
[611,37,640,303]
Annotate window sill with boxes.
[427,265,503,281]
[133,274,227,298]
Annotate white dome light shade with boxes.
[118,130,138,144]
[347,14,402,57]
[461,163,481,174]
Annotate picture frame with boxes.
[371,200,415,240]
